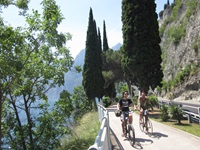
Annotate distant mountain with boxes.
[112,43,122,51]
[47,43,122,99]
[73,49,85,66]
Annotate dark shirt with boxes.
[119,98,132,112]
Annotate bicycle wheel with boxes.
[128,124,135,146]
[139,118,145,132]
[146,119,153,135]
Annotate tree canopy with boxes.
[121,0,163,92]
[0,0,74,149]
[82,8,104,109]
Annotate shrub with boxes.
[168,104,183,124]
[148,95,158,107]
[160,104,169,121]
[102,96,111,107]
[185,0,198,20]
[168,25,186,45]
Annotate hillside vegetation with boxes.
[158,0,200,102]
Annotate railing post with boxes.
[188,114,192,123]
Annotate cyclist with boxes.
[117,91,135,137]
[138,91,153,124]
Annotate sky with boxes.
[1,0,170,59]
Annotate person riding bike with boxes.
[117,91,135,137]
[138,91,153,124]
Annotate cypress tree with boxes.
[103,20,109,51]
[82,8,104,109]
[121,0,163,91]
[95,26,105,100]
[97,27,102,53]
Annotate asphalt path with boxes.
[108,105,200,150]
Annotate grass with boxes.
[57,111,100,150]
[147,108,200,138]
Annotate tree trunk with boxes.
[93,98,97,111]
[24,99,34,149]
[12,102,27,150]
[126,80,132,98]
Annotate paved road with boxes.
[108,105,200,150]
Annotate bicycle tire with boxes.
[146,119,153,135]
[128,124,135,146]
[139,118,145,132]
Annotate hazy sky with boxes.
[1,0,169,58]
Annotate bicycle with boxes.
[139,109,153,135]
[122,111,135,146]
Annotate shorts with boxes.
[120,111,132,121]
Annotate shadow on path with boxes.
[133,138,153,149]
[110,128,124,150]
[150,132,168,139]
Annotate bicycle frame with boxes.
[122,111,135,146]
[122,111,130,136]
[139,109,153,135]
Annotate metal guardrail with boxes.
[88,103,112,150]
[158,101,200,124]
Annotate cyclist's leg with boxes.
[120,112,125,136]
[129,112,133,124]
[139,109,143,123]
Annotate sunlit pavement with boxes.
[108,105,200,150]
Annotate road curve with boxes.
[108,105,200,150]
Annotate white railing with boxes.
[88,103,112,150]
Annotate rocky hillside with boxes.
[158,0,200,102]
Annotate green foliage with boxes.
[168,24,186,45]
[173,65,190,86]
[168,104,183,124]
[102,96,111,107]
[160,104,169,121]
[171,0,182,21]
[148,95,158,107]
[82,8,104,102]
[159,0,198,44]
[56,90,74,118]
[159,18,171,37]
[185,0,198,20]
[161,63,199,91]
[0,0,74,149]
[119,83,128,94]
[122,0,163,91]
[103,20,109,51]
[74,65,82,73]
[16,0,29,10]
[72,86,91,122]
[102,49,124,83]
[104,82,116,99]
[57,112,100,150]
